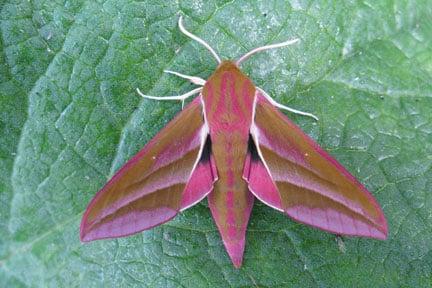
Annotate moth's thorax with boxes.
[202,61,256,131]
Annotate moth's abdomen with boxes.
[207,130,253,268]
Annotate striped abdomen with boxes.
[202,61,256,267]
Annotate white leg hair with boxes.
[257,87,319,121]
[236,38,300,66]
[178,16,221,64]
[136,87,202,109]
[164,70,206,86]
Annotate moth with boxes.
[81,16,388,268]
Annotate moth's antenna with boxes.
[236,38,300,66]
[179,16,221,64]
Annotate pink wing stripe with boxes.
[91,160,199,227]
[81,208,178,242]
[181,154,218,210]
[286,206,386,239]
[243,153,283,211]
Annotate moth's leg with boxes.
[236,39,299,66]
[136,87,202,109]
[257,87,319,121]
[164,70,206,86]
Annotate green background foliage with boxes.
[1,0,431,287]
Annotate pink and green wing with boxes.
[80,97,217,242]
[245,92,388,239]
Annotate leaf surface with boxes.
[1,0,431,287]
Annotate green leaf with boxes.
[1,0,431,286]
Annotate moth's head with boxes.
[216,60,240,72]
[210,60,248,79]
[205,60,251,86]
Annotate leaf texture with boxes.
[1,0,431,287]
